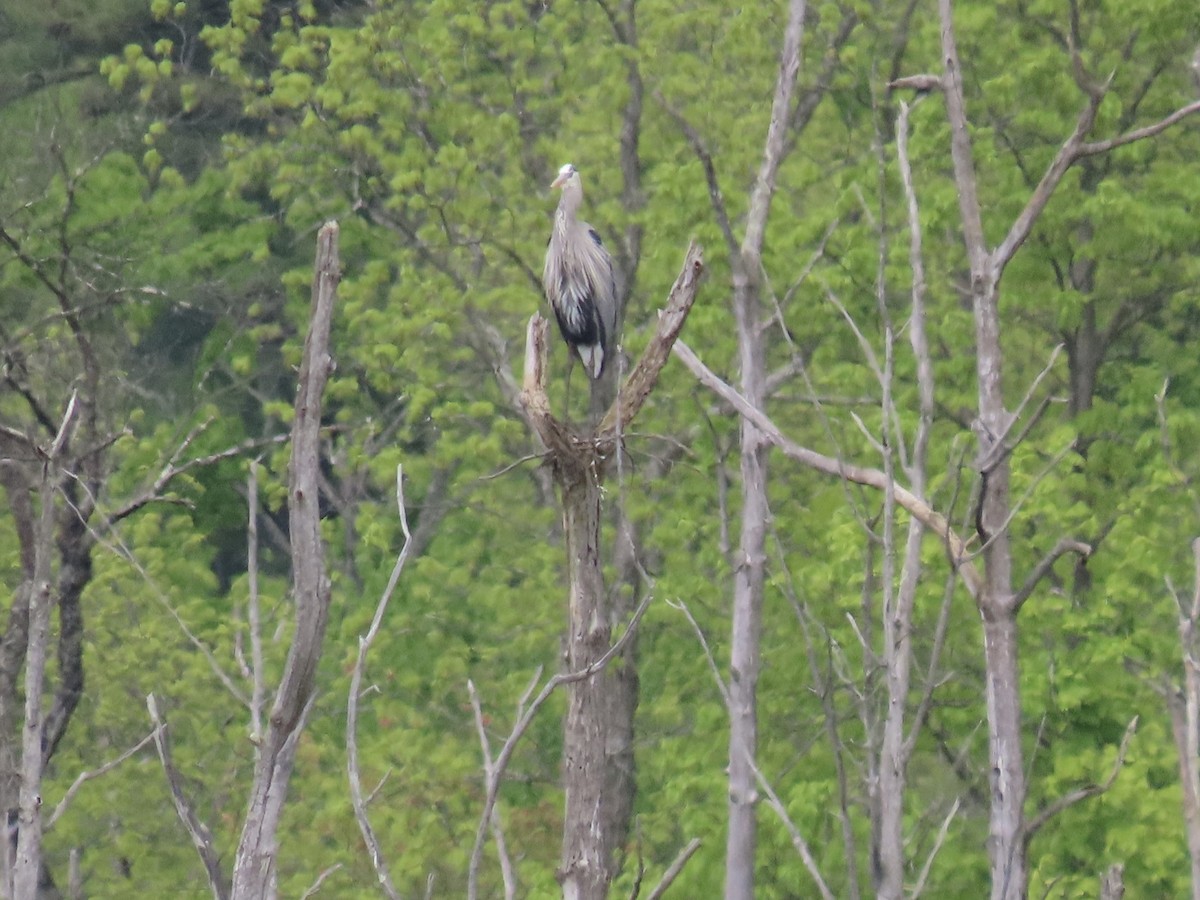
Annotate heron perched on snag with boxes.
[543,163,619,382]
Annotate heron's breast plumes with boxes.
[542,177,617,380]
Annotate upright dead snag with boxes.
[520,242,703,900]
[230,221,340,900]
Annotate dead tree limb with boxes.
[346,465,413,900]
[643,838,702,900]
[466,593,653,900]
[1168,537,1200,899]
[148,694,228,900]
[230,220,340,900]
[11,394,77,900]
[672,338,984,597]
[1022,716,1138,846]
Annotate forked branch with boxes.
[673,339,983,597]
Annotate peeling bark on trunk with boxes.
[558,469,615,900]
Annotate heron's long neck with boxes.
[555,183,583,229]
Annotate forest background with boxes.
[2,0,1200,897]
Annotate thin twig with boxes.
[468,682,518,900]
[911,797,961,898]
[669,599,835,900]
[45,727,159,831]
[299,864,344,899]
[1012,537,1092,611]
[147,694,227,900]
[651,89,739,259]
[644,838,702,900]
[1022,716,1139,843]
[346,465,413,900]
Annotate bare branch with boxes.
[906,568,960,755]
[231,220,340,897]
[147,694,227,900]
[897,99,935,484]
[743,0,808,261]
[1076,100,1200,159]
[46,390,78,460]
[669,600,834,900]
[598,241,705,437]
[644,838,702,900]
[888,74,942,93]
[346,465,413,900]
[247,462,265,741]
[911,798,962,899]
[1012,538,1092,611]
[936,0,988,274]
[299,864,344,899]
[652,90,739,259]
[13,394,78,899]
[109,428,289,524]
[44,727,159,831]
[991,94,1103,281]
[466,592,653,900]
[82,519,249,706]
[1023,716,1138,844]
[467,682,517,900]
[673,338,983,597]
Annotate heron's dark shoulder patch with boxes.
[587,228,604,248]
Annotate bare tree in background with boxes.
[1166,539,1200,900]
[0,144,259,899]
[658,1,860,893]
[664,0,1200,894]
[144,222,341,900]
[896,3,1200,896]
[0,137,320,900]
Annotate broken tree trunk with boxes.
[230,221,340,900]
[521,242,703,900]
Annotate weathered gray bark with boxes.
[724,4,807,896]
[936,5,1027,892]
[520,243,703,900]
[873,97,937,900]
[1099,863,1125,900]
[229,221,340,900]
[926,3,1200,895]
[11,460,58,900]
[1168,538,1200,900]
[558,461,613,900]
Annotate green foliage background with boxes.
[2,0,1199,896]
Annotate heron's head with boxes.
[551,163,579,191]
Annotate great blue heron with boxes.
[543,163,618,381]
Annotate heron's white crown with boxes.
[551,163,577,189]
